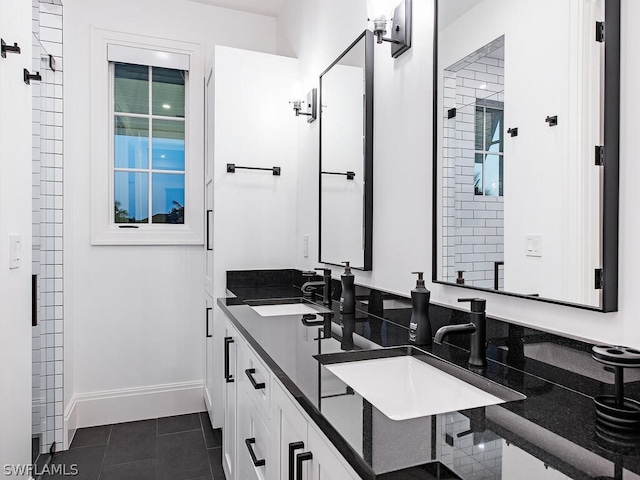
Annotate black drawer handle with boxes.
[288,442,304,480]
[206,209,213,251]
[296,451,313,480]
[245,438,266,467]
[245,368,265,389]
[206,307,212,338]
[224,337,234,383]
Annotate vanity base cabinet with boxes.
[221,310,359,480]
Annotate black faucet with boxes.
[301,268,332,306]
[433,298,487,368]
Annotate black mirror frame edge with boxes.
[431,0,620,312]
[318,30,374,271]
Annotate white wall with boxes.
[277,0,369,271]
[64,0,277,431]
[0,0,33,471]
[279,0,640,348]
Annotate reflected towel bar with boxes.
[227,163,281,176]
[321,170,355,180]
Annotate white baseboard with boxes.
[64,381,205,449]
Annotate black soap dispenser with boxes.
[340,261,355,314]
[408,272,432,346]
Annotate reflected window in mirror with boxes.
[475,103,504,197]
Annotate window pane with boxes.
[115,63,149,114]
[484,154,503,196]
[152,173,185,224]
[485,108,503,153]
[152,120,185,171]
[474,153,483,196]
[152,67,185,118]
[475,106,484,150]
[114,171,149,223]
[115,116,149,169]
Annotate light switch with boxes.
[9,235,21,269]
[525,235,542,257]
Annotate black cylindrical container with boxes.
[340,313,355,351]
[408,272,432,346]
[340,262,355,314]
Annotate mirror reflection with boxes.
[320,31,373,270]
[436,0,605,307]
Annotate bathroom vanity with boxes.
[216,270,640,480]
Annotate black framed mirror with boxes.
[319,30,374,271]
[432,0,620,311]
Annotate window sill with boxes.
[91,224,203,246]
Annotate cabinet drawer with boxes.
[238,392,271,480]
[241,344,271,421]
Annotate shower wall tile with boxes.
[33,0,64,456]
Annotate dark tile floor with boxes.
[43,412,225,480]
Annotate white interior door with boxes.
[0,0,34,471]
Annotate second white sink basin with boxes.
[250,303,331,317]
[325,356,506,421]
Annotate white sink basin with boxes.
[325,356,506,421]
[250,303,331,317]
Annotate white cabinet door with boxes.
[204,66,214,296]
[237,391,271,480]
[272,382,308,480]
[204,293,214,420]
[223,319,240,480]
[306,426,359,480]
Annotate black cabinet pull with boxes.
[288,442,304,480]
[245,368,265,389]
[296,451,313,480]
[206,307,212,338]
[245,438,265,467]
[206,209,212,251]
[224,337,234,383]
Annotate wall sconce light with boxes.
[369,0,412,58]
[290,88,317,123]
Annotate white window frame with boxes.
[90,28,204,245]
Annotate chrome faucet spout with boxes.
[433,323,476,345]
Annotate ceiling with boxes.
[187,0,287,17]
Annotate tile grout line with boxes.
[200,413,215,479]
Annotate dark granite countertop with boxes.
[219,270,640,480]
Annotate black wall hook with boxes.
[545,115,558,127]
[24,69,42,85]
[1,39,21,58]
[507,127,518,137]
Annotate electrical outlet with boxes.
[525,235,542,257]
[303,234,309,258]
[9,235,21,269]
